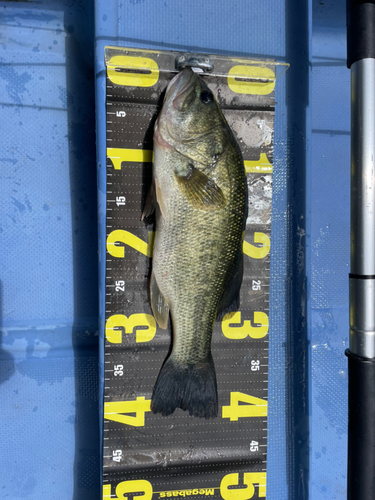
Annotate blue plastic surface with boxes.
[0,2,99,499]
[310,1,349,497]
[0,0,350,498]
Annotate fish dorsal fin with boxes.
[141,181,156,220]
[175,163,225,210]
[150,271,170,329]
[216,251,243,321]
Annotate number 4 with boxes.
[222,392,268,421]
[104,397,151,427]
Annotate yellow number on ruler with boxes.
[106,230,154,258]
[243,232,270,259]
[221,311,268,340]
[104,398,151,426]
[228,65,275,95]
[220,472,266,499]
[106,314,156,343]
[103,485,111,499]
[103,480,153,500]
[244,153,273,174]
[107,148,153,170]
[222,392,268,421]
[107,55,159,87]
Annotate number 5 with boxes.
[220,472,266,499]
[103,479,153,500]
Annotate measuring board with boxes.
[103,47,280,500]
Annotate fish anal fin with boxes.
[150,272,169,329]
[175,163,225,210]
[216,252,243,321]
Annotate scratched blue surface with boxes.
[310,1,349,498]
[0,1,99,499]
[0,0,350,498]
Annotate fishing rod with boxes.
[347,1,375,499]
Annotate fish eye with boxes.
[200,90,214,104]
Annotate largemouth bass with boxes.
[144,68,248,419]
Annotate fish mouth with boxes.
[164,68,196,106]
[155,69,197,150]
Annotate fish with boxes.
[143,68,248,419]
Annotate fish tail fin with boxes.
[151,354,218,419]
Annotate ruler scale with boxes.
[103,47,277,500]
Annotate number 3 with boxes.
[221,311,269,340]
[106,314,156,343]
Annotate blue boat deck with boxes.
[0,1,349,498]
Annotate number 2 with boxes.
[243,232,270,259]
[106,229,154,258]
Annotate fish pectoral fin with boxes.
[150,271,169,329]
[175,163,225,210]
[141,181,156,220]
[216,251,243,321]
[155,179,167,220]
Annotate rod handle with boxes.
[346,349,375,499]
[347,0,375,68]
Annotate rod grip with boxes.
[346,349,375,499]
[347,0,375,68]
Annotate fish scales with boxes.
[154,150,244,361]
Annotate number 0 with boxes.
[228,64,275,95]
[107,55,159,87]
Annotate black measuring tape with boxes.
[103,47,275,500]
